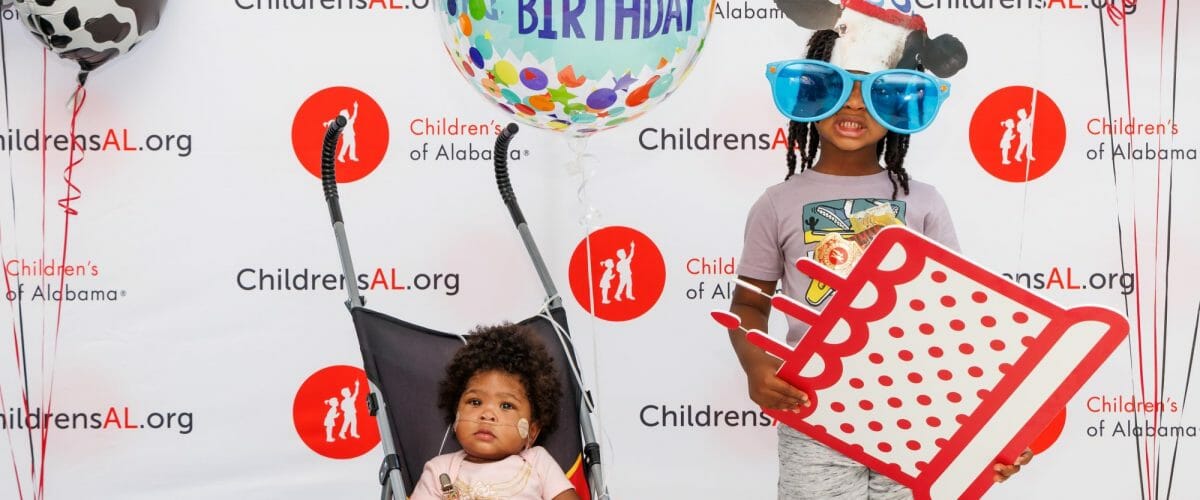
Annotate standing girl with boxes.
[726,1,1030,497]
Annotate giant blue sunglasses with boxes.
[765,59,951,134]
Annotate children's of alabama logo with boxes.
[568,226,666,322]
[969,86,1066,183]
[293,365,380,459]
[292,86,390,183]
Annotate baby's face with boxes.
[455,370,536,462]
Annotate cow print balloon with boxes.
[13,0,166,83]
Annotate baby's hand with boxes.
[992,448,1033,483]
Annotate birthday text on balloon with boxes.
[515,0,701,41]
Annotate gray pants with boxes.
[778,425,913,500]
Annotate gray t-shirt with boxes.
[737,168,960,345]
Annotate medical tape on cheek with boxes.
[455,412,529,437]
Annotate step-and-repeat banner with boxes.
[0,1,1195,498]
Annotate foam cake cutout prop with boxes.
[713,225,1127,499]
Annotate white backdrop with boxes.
[0,1,1196,498]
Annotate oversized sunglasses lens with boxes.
[776,62,844,121]
[869,73,942,132]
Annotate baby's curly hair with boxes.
[437,324,563,442]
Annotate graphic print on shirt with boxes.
[801,198,907,305]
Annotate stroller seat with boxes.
[351,305,590,497]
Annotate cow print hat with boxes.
[13,0,166,85]
[774,0,967,77]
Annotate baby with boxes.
[411,324,580,500]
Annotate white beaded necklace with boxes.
[446,452,534,500]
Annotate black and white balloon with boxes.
[13,0,166,83]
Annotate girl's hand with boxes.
[993,448,1034,483]
[746,357,810,413]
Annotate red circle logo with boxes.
[969,86,1066,183]
[568,226,666,322]
[293,365,380,459]
[292,86,390,183]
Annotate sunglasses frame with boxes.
[765,59,952,134]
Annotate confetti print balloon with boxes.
[436,0,716,136]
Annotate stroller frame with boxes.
[318,118,607,499]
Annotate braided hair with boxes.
[784,29,912,200]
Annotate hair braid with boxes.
[883,132,911,199]
[785,120,801,180]
[783,29,840,180]
[803,125,819,171]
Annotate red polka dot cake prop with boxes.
[713,225,1127,500]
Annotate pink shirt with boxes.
[411,446,574,500]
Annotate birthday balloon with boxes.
[13,0,166,83]
[436,0,716,135]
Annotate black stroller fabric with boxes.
[350,305,588,496]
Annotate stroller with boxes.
[317,118,607,500]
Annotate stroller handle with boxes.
[492,123,561,307]
[321,115,348,223]
[493,123,525,226]
[318,115,364,309]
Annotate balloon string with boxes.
[569,135,611,482]
[0,15,28,500]
[37,83,86,500]
[34,48,47,500]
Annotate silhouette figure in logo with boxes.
[615,241,636,302]
[338,379,361,440]
[322,101,360,163]
[599,258,615,304]
[323,397,340,443]
[999,118,1016,165]
[1014,107,1035,163]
